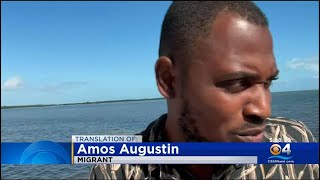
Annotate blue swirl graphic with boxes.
[268,156,293,160]
[20,141,70,164]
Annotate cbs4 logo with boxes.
[270,143,291,156]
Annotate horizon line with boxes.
[1,89,318,108]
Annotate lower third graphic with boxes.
[19,141,70,164]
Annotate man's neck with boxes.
[164,114,230,179]
[164,113,185,142]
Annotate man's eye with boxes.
[264,81,272,88]
[220,79,251,93]
[264,76,278,89]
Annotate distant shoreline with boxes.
[1,97,165,109]
[2,89,318,109]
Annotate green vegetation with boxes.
[1,97,165,109]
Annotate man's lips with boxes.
[234,127,266,142]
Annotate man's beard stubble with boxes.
[178,99,210,142]
[177,99,267,142]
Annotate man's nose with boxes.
[243,85,271,123]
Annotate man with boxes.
[90,2,318,179]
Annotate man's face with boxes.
[177,13,278,142]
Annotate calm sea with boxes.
[1,90,319,179]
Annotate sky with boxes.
[1,1,319,106]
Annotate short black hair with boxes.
[159,1,269,62]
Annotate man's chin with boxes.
[232,132,265,142]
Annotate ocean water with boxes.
[1,90,319,179]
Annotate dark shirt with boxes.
[89,114,319,179]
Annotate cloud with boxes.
[286,56,319,72]
[40,81,88,93]
[1,76,23,91]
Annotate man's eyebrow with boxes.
[220,71,260,80]
[220,69,280,81]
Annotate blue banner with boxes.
[1,141,71,164]
[2,141,319,164]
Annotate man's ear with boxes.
[155,56,176,99]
